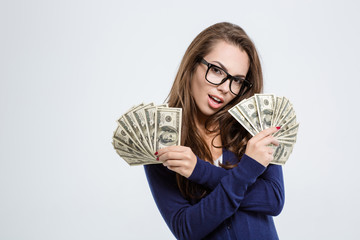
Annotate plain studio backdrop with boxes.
[1,0,360,239]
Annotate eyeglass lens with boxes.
[206,65,245,95]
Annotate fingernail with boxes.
[156,157,159,161]
[154,152,158,155]
[276,126,281,130]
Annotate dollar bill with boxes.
[228,105,257,136]
[273,114,297,137]
[273,98,291,127]
[124,107,154,156]
[133,106,152,149]
[272,96,280,127]
[272,141,294,165]
[144,104,168,152]
[113,124,144,153]
[237,96,261,132]
[277,132,297,139]
[276,106,295,127]
[144,106,157,152]
[132,103,155,153]
[114,148,155,163]
[154,107,182,151]
[228,94,299,165]
[275,123,299,138]
[112,138,148,157]
[277,137,297,144]
[120,153,157,166]
[255,94,276,130]
[117,115,152,157]
[113,135,159,165]
[113,103,182,166]
[271,97,284,127]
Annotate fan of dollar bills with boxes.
[229,94,299,165]
[112,103,182,166]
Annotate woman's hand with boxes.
[155,146,197,178]
[245,127,280,167]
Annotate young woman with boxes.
[144,22,284,240]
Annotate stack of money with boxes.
[112,103,182,166]
[229,94,299,165]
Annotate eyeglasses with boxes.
[200,58,253,96]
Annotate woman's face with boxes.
[191,41,250,120]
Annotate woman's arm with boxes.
[156,127,284,217]
[188,156,227,189]
[241,164,284,215]
[188,158,284,216]
[144,154,265,240]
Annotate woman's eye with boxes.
[211,66,224,76]
[233,78,241,83]
[233,78,244,84]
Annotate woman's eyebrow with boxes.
[213,61,227,71]
[213,61,246,78]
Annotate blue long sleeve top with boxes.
[144,148,285,240]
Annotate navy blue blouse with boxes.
[144,149,284,240]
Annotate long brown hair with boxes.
[166,22,263,200]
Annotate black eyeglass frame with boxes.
[200,58,253,96]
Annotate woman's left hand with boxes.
[155,146,197,178]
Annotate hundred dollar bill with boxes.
[277,138,297,144]
[273,114,297,137]
[154,107,182,151]
[144,106,156,152]
[255,94,276,130]
[113,132,158,165]
[271,96,280,127]
[132,103,155,153]
[124,106,154,156]
[144,104,168,152]
[228,94,298,165]
[236,96,261,132]
[120,153,158,166]
[275,123,299,138]
[271,97,287,126]
[276,105,295,127]
[112,137,149,157]
[114,147,156,164]
[271,96,283,127]
[272,141,294,165]
[276,132,297,139]
[113,103,184,166]
[113,124,144,153]
[117,115,151,156]
[273,98,291,127]
[228,105,257,136]
[133,103,154,150]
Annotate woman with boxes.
[144,22,284,240]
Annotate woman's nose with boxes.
[217,79,231,93]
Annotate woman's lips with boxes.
[208,94,224,109]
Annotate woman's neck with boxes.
[195,114,223,161]
[194,113,216,136]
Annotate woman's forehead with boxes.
[204,41,249,75]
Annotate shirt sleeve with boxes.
[188,156,228,189]
[144,154,265,240]
[188,155,285,216]
[240,164,284,216]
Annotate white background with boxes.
[1,0,360,239]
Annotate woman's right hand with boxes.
[155,145,197,178]
[245,127,280,167]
